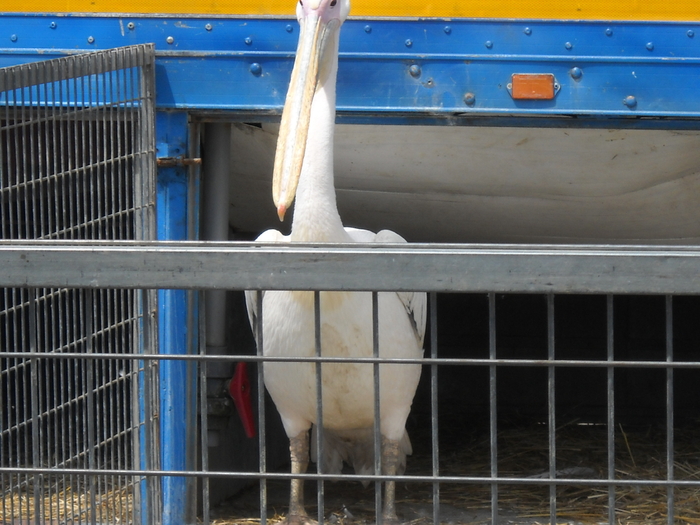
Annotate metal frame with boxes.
[0,14,698,127]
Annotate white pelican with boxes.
[245,0,426,522]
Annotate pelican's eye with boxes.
[330,0,337,6]
[299,0,303,4]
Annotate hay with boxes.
[4,421,699,524]
[1,474,134,523]
[211,420,700,525]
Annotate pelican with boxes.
[245,0,426,523]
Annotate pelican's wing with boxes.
[245,229,288,346]
[346,227,428,348]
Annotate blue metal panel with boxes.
[155,110,199,525]
[0,14,699,126]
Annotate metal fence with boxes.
[2,242,700,524]
[0,45,157,524]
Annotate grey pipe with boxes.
[203,123,232,356]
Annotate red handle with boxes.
[227,362,256,438]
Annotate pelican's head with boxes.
[272,0,350,221]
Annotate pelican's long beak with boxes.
[272,2,341,222]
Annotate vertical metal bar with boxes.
[68,289,79,522]
[28,288,43,525]
[314,290,325,524]
[488,292,498,525]
[49,289,59,522]
[666,295,674,525]
[85,289,98,525]
[27,65,39,239]
[256,292,267,525]
[429,292,440,525]
[372,291,382,525]
[607,294,615,525]
[140,286,161,525]
[547,293,556,524]
[199,291,211,525]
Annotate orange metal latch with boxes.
[509,73,557,100]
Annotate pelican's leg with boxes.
[381,436,401,525]
[286,430,315,525]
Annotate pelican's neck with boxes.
[290,33,347,243]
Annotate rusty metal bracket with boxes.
[156,156,202,167]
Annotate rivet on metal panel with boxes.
[485,40,493,49]
[250,63,262,76]
[286,24,294,32]
[623,95,637,108]
[364,25,372,33]
[166,36,174,44]
[245,37,253,45]
[688,30,695,38]
[127,22,135,30]
[463,93,476,106]
[605,28,613,36]
[87,36,95,44]
[523,27,532,35]
[565,41,573,50]
[205,24,213,31]
[444,26,451,34]
[570,67,583,80]
[49,21,57,29]
[10,34,17,42]
[405,39,413,47]
[646,42,654,51]
[409,65,421,78]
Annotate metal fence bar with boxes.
[547,293,556,524]
[85,289,97,525]
[314,290,325,525]
[429,292,439,525]
[3,351,700,369]
[488,292,498,524]
[4,465,700,487]
[666,295,674,525]
[255,292,267,525]
[6,241,700,294]
[372,291,382,525]
[607,294,616,525]
[28,288,41,525]
[198,291,210,525]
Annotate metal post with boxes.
[156,110,199,525]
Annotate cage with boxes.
[0,44,160,524]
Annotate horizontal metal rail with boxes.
[2,240,700,294]
[2,467,700,488]
[3,351,700,369]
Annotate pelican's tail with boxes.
[310,426,412,487]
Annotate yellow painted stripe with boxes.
[3,0,699,21]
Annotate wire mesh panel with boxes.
[0,45,157,524]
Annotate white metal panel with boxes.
[229,124,700,244]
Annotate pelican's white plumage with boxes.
[245,0,426,522]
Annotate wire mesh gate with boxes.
[0,44,157,524]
